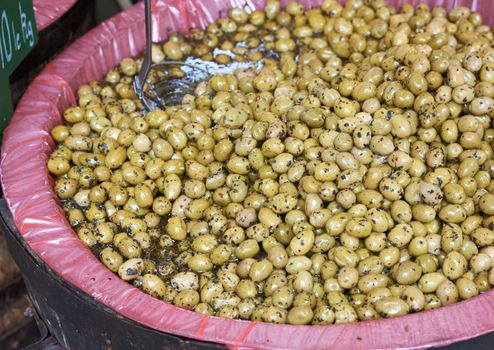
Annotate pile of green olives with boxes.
[48,0,494,324]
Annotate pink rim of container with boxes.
[33,0,79,32]
[2,1,494,349]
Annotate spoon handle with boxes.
[136,0,152,94]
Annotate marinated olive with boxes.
[49,0,494,324]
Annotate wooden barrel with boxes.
[3,0,494,349]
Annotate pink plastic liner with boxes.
[33,0,78,32]
[2,1,494,349]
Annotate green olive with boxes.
[48,0,494,325]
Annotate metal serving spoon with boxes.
[133,0,261,111]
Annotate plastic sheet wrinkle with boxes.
[33,0,78,31]
[196,315,210,338]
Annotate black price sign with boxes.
[0,0,38,134]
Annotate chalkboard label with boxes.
[0,0,38,137]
